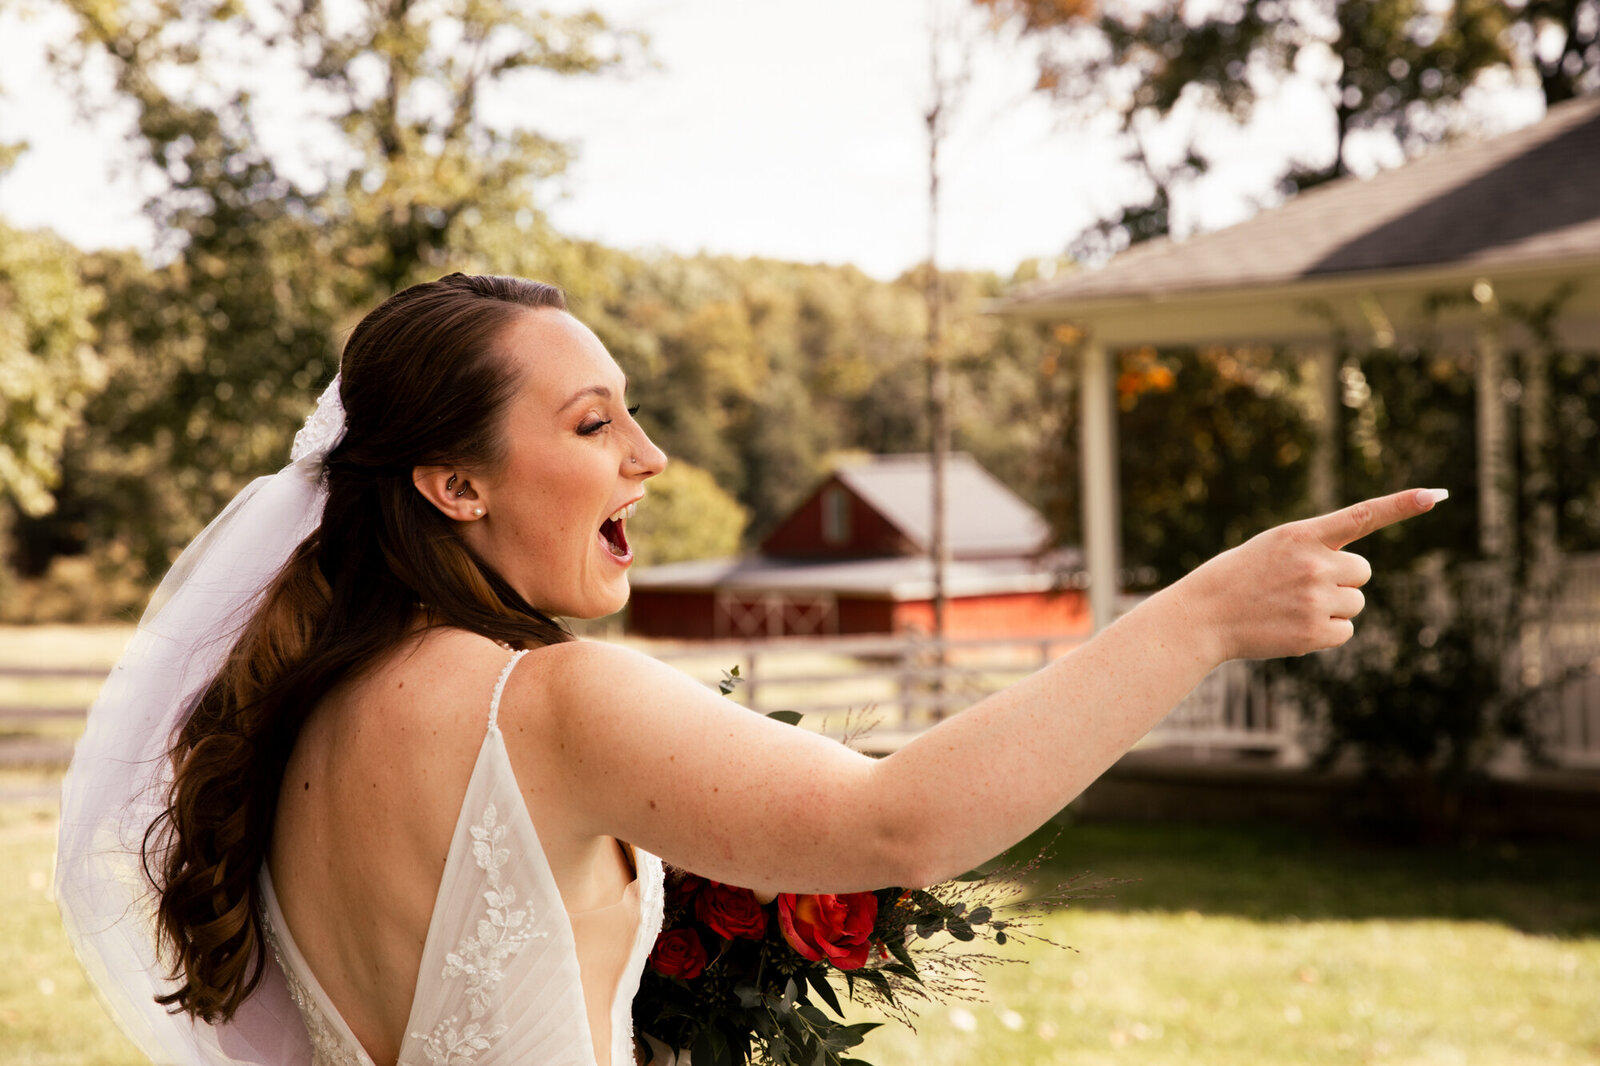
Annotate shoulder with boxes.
[503,639,711,724]
[336,627,528,762]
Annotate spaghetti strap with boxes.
[488,647,530,730]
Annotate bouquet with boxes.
[634,868,1026,1066]
[634,673,1062,1066]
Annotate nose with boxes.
[629,425,667,478]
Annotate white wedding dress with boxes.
[259,649,666,1066]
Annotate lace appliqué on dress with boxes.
[262,911,372,1066]
[411,802,548,1066]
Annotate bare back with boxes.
[268,627,639,1066]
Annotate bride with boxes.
[56,273,1444,1066]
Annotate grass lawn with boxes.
[857,821,1600,1065]
[8,782,1598,1065]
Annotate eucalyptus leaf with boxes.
[765,709,804,727]
[796,1004,832,1027]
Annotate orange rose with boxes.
[776,892,878,970]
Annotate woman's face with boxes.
[462,308,666,619]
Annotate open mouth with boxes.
[599,501,637,559]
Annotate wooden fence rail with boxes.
[4,624,1598,770]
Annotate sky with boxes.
[0,0,1547,280]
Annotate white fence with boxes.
[646,606,1600,772]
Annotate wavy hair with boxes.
[146,273,573,1021]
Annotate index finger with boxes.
[1307,488,1449,549]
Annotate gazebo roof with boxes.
[1000,95,1600,347]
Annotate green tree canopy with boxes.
[23,0,642,577]
[0,222,105,518]
[974,0,1578,254]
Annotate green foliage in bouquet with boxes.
[633,688,1065,1066]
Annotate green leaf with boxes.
[969,905,993,924]
[947,917,976,942]
[692,1026,731,1066]
[765,709,804,727]
[856,968,893,995]
[886,934,918,972]
[796,1003,832,1026]
[807,967,844,1015]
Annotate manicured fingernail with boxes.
[1418,488,1449,505]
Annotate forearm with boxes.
[870,582,1219,885]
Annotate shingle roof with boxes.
[831,453,1052,558]
[1006,95,1600,308]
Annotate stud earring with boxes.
[472,506,484,517]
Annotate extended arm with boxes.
[513,489,1442,893]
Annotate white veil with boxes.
[54,378,348,1065]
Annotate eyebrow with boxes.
[557,380,628,413]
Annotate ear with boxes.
[413,465,486,522]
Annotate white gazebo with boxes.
[997,95,1600,631]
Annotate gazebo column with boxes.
[1474,295,1513,560]
[1080,337,1121,631]
[1304,345,1341,514]
[1521,342,1557,585]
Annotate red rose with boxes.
[649,928,707,979]
[667,871,706,910]
[695,881,769,941]
[776,892,879,970]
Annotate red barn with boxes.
[627,454,1089,640]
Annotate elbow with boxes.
[858,801,959,891]
[848,757,976,890]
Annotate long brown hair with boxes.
[146,273,573,1021]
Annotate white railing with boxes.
[642,632,1311,760]
[640,572,1600,772]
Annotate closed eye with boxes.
[578,404,638,436]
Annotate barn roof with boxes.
[829,453,1052,558]
[1003,94,1600,311]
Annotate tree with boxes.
[0,222,105,519]
[24,0,641,578]
[1517,0,1600,103]
[975,0,1522,252]
[626,460,748,568]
